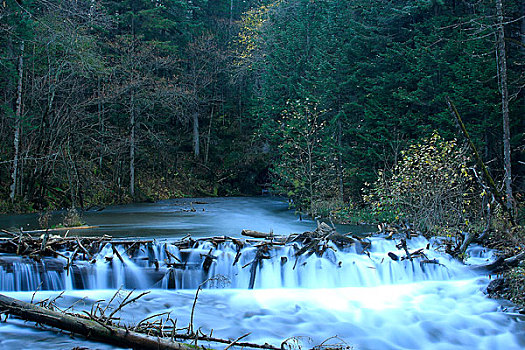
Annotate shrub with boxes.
[365,132,481,234]
[62,207,84,227]
[271,99,339,216]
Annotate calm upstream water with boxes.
[0,197,524,349]
[0,197,364,238]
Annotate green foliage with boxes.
[0,0,269,211]
[233,1,279,69]
[245,0,523,209]
[270,99,339,214]
[61,208,84,227]
[0,198,35,215]
[506,266,525,306]
[365,132,481,234]
[332,205,400,226]
[0,0,523,218]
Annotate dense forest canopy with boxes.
[1,0,524,223]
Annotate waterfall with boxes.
[1,198,521,350]
[0,236,481,292]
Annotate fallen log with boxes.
[201,248,217,273]
[469,251,525,273]
[326,232,355,247]
[450,231,478,261]
[387,252,399,261]
[1,226,99,236]
[295,239,320,257]
[0,293,194,350]
[241,230,274,239]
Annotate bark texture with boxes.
[0,293,194,350]
[495,0,514,212]
[10,41,24,200]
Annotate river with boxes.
[0,197,524,349]
[0,197,365,238]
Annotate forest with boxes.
[1,1,525,348]
[1,0,524,225]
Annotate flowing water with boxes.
[0,197,337,238]
[0,197,523,349]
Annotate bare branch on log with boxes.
[0,293,195,350]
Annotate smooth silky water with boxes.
[0,197,524,349]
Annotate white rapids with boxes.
[0,234,524,349]
[0,236,485,290]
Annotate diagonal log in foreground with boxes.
[0,293,193,350]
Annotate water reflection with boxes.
[0,197,374,238]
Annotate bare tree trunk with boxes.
[129,14,136,199]
[64,145,77,208]
[97,78,105,170]
[130,92,136,198]
[495,0,514,213]
[205,106,214,164]
[521,1,525,52]
[521,0,525,131]
[307,141,314,212]
[336,118,344,203]
[10,41,24,201]
[230,0,234,27]
[193,110,200,157]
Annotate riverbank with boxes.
[329,205,525,310]
[0,160,264,215]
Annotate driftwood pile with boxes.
[0,222,370,350]
[240,222,372,288]
[377,223,442,267]
[0,228,198,267]
[1,221,523,349]
[0,228,113,260]
[385,238,441,268]
[2,222,522,281]
[1,223,374,291]
[376,223,525,272]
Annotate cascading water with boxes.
[1,236,472,291]
[0,258,67,291]
[0,198,523,350]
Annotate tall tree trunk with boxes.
[495,0,514,213]
[522,1,525,52]
[193,110,200,157]
[130,92,136,198]
[230,0,234,27]
[308,144,314,213]
[98,78,105,170]
[64,145,77,209]
[205,106,214,164]
[129,14,136,199]
[10,41,24,201]
[521,0,525,132]
[336,118,344,203]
